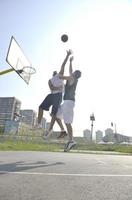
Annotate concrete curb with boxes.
[59,149,131,155]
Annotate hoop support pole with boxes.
[0,68,14,75]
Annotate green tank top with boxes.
[64,79,78,101]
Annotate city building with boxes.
[35,117,47,129]
[105,128,114,136]
[0,97,21,131]
[41,117,47,129]
[83,129,92,141]
[103,128,130,143]
[4,120,20,134]
[20,109,37,128]
[96,130,103,143]
[45,122,51,131]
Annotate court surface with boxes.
[0,151,132,200]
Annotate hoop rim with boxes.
[22,66,36,74]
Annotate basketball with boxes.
[61,34,68,42]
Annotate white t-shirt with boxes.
[50,74,64,94]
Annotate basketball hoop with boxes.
[6,36,36,84]
[17,66,36,75]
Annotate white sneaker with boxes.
[33,124,42,130]
[64,141,76,152]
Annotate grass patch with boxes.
[0,137,132,154]
[114,145,132,154]
[75,142,132,154]
[0,141,63,152]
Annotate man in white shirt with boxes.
[37,50,72,136]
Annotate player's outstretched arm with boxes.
[59,49,72,75]
[69,56,74,75]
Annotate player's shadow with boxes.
[0,161,65,174]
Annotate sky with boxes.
[1,0,132,137]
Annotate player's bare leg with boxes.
[37,107,43,124]
[56,118,67,138]
[44,115,67,138]
[64,123,76,152]
[65,123,73,141]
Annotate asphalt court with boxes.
[0,151,132,200]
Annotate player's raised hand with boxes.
[67,49,73,56]
[70,56,74,62]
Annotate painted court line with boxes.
[0,171,132,177]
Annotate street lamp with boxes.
[111,122,118,142]
[111,122,117,134]
[90,113,95,141]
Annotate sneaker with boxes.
[64,141,76,152]
[33,124,43,130]
[57,131,68,139]
[42,130,51,139]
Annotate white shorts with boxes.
[57,100,75,124]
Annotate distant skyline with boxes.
[1,0,132,137]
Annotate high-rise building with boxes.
[45,122,51,131]
[20,109,37,127]
[83,129,92,141]
[0,97,21,129]
[35,117,46,129]
[105,128,114,136]
[96,130,103,143]
[41,117,47,129]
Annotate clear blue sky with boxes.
[1,0,132,137]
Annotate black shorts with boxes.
[39,93,62,115]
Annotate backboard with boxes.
[6,36,33,84]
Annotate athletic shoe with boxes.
[33,124,43,130]
[57,131,68,139]
[42,130,51,139]
[64,141,76,152]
